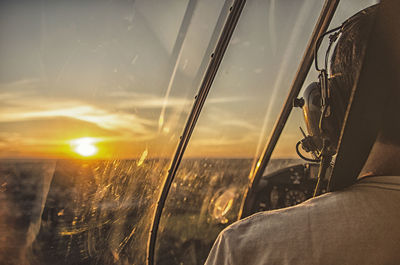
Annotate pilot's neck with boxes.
[359,139,400,179]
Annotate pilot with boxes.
[205,3,400,265]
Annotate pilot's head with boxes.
[301,5,379,154]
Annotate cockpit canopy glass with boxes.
[0,0,379,265]
[0,0,229,264]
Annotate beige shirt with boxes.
[205,176,400,265]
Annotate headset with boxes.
[296,25,343,160]
[294,5,377,195]
[295,20,351,196]
[296,5,375,160]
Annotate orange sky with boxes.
[0,0,375,160]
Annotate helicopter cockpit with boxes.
[0,0,391,265]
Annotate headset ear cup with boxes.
[302,82,323,151]
[302,80,344,154]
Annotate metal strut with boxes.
[146,1,246,264]
[239,0,341,219]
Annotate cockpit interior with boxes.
[1,0,396,265]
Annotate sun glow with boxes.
[70,137,98,157]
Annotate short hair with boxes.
[328,5,378,139]
[330,4,400,146]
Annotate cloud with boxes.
[116,95,247,109]
[0,86,249,137]
[0,81,258,158]
[118,97,192,109]
[0,78,41,89]
[191,135,251,147]
[0,117,118,144]
[0,90,159,144]
[201,106,257,131]
[219,120,257,130]
[254,68,263,74]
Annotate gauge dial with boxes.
[284,189,307,207]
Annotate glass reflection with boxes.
[156,0,324,264]
[0,0,228,264]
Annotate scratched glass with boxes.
[156,1,380,264]
[156,0,325,264]
[0,0,228,264]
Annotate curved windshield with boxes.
[0,0,379,264]
[155,0,326,264]
[0,0,228,264]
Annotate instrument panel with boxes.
[252,163,329,213]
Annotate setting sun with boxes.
[70,137,98,157]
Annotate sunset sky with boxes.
[0,0,376,159]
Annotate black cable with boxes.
[314,24,343,71]
[313,154,331,197]
[296,141,321,163]
[324,30,340,71]
[319,102,329,133]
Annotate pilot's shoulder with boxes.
[224,176,400,236]
[223,175,400,240]
[209,195,335,264]
[208,178,400,265]
[224,191,343,234]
